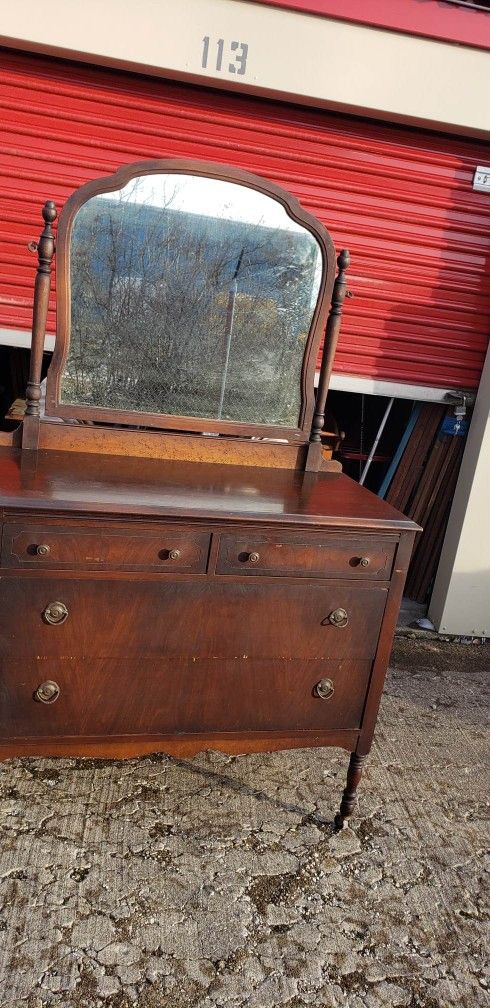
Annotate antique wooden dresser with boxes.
[0,160,418,827]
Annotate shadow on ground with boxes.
[0,637,488,1008]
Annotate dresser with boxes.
[0,159,418,827]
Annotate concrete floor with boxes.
[0,637,488,1008]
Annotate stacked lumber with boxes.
[385,404,467,603]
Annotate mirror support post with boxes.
[306,249,350,471]
[23,201,57,450]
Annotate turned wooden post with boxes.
[334,751,367,829]
[22,200,57,450]
[306,249,350,471]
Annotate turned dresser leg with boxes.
[334,752,367,829]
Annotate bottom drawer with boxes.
[0,657,372,737]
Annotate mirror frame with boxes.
[46,159,336,442]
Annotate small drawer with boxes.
[1,521,210,573]
[216,532,396,580]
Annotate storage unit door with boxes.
[1,50,489,389]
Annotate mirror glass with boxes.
[60,173,323,426]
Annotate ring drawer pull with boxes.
[314,678,335,701]
[168,549,181,561]
[35,544,51,557]
[43,601,69,625]
[328,607,349,628]
[34,680,60,704]
[359,557,370,567]
[247,552,260,564]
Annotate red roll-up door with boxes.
[1,49,489,390]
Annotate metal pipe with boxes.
[359,397,394,485]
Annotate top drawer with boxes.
[216,531,396,580]
[1,520,210,574]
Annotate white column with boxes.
[429,343,490,637]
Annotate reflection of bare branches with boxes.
[64,183,321,424]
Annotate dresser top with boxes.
[0,448,419,531]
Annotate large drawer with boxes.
[0,578,387,661]
[216,531,396,580]
[0,656,372,737]
[1,520,210,574]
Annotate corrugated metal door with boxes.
[1,49,489,389]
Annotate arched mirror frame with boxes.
[45,159,336,442]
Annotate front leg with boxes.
[334,752,367,829]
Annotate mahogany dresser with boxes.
[0,159,419,828]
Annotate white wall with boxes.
[429,345,490,637]
[1,0,489,136]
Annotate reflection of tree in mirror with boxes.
[62,182,322,426]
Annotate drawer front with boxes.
[0,657,372,737]
[216,532,396,580]
[0,578,387,661]
[1,521,210,574]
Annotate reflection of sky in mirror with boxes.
[104,173,310,235]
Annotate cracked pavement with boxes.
[0,637,488,1007]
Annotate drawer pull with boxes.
[247,552,260,564]
[168,549,181,561]
[34,680,60,704]
[359,557,370,567]
[328,607,349,628]
[35,544,51,557]
[43,601,69,625]
[314,678,335,701]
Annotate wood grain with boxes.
[0,656,372,738]
[0,728,359,759]
[0,448,420,530]
[0,576,388,661]
[37,423,308,468]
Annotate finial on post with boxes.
[337,248,350,274]
[42,199,57,227]
[23,201,57,449]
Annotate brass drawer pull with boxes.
[43,601,69,625]
[168,549,181,561]
[35,544,51,557]
[314,678,335,700]
[247,552,260,564]
[34,680,60,704]
[359,557,370,567]
[328,607,348,628]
